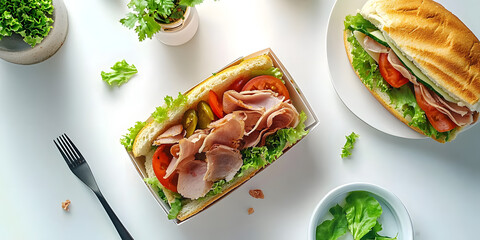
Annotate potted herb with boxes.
[0,0,68,65]
[120,0,204,46]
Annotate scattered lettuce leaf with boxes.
[0,0,54,47]
[151,93,188,123]
[101,60,138,86]
[344,192,383,240]
[238,111,308,176]
[341,132,359,158]
[316,204,348,240]
[167,198,182,220]
[120,121,146,151]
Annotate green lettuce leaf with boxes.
[251,67,284,80]
[144,177,183,220]
[238,111,308,176]
[101,60,138,86]
[341,132,359,158]
[344,13,377,33]
[168,198,182,220]
[151,93,188,123]
[144,177,168,202]
[120,121,146,151]
[361,221,397,240]
[388,85,451,141]
[344,192,383,240]
[0,0,54,47]
[316,204,348,240]
[346,34,390,93]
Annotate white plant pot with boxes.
[0,0,68,65]
[155,7,199,46]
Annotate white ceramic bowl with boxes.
[308,183,413,240]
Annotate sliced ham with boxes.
[164,132,207,179]
[354,32,388,62]
[387,49,416,83]
[359,34,475,128]
[199,112,246,152]
[415,84,473,126]
[204,145,243,182]
[260,103,300,145]
[153,124,185,145]
[177,160,213,200]
[243,102,299,148]
[223,90,284,114]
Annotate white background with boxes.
[1,0,479,239]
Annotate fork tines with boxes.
[54,134,85,169]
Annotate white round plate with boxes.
[308,183,413,240]
[326,0,426,139]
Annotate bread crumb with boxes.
[249,189,264,199]
[248,208,254,215]
[62,200,71,211]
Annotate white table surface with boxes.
[1,0,479,239]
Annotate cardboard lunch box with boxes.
[126,48,319,224]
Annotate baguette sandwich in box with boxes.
[122,48,318,224]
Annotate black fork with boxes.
[54,134,133,240]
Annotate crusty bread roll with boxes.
[132,55,274,157]
[360,0,480,111]
[343,30,461,143]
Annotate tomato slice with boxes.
[229,77,249,92]
[414,85,457,132]
[379,53,410,88]
[208,90,223,118]
[241,75,290,100]
[152,145,178,192]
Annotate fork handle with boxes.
[96,193,134,240]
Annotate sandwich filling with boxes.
[144,74,309,219]
[345,14,477,140]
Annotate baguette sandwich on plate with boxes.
[121,52,311,222]
[344,0,480,142]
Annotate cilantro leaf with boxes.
[344,192,383,240]
[341,132,359,158]
[120,121,146,151]
[101,60,138,86]
[0,0,54,47]
[151,93,188,123]
[316,204,348,240]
